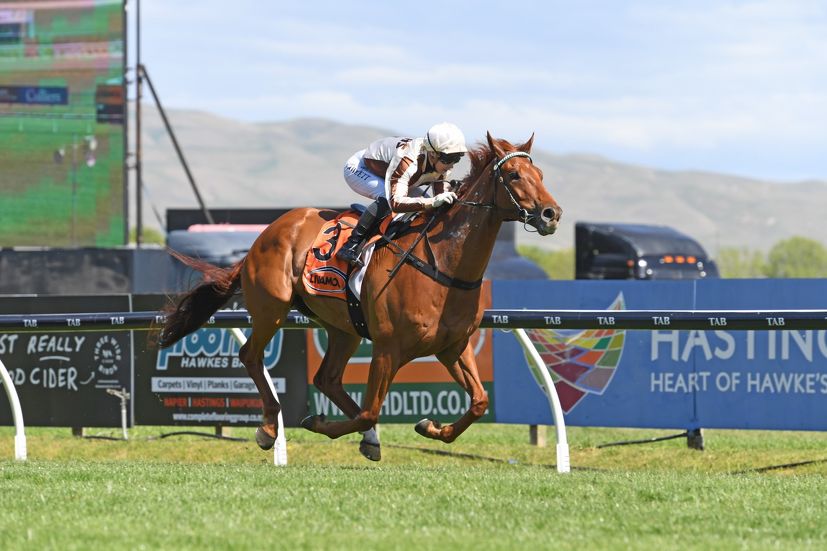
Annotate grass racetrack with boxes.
[3,424,827,550]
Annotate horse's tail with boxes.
[158,250,244,348]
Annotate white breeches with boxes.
[343,150,386,200]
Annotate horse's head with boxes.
[478,132,562,235]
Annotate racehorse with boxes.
[158,132,562,460]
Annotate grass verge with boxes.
[3,424,827,549]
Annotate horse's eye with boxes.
[509,171,519,180]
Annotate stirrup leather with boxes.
[336,240,363,264]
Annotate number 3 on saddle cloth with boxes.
[301,210,394,339]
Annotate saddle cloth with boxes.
[302,211,390,301]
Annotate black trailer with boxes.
[575,222,719,280]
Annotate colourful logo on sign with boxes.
[520,293,626,412]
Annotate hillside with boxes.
[138,107,827,255]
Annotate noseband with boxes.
[458,151,540,231]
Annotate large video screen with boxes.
[0,0,126,247]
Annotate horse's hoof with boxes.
[414,418,441,438]
[255,426,276,450]
[359,441,381,462]
[300,414,325,432]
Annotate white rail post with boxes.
[0,357,27,461]
[230,328,287,466]
[513,328,570,473]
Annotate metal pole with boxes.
[0,358,27,461]
[135,0,143,246]
[71,134,78,246]
[140,65,215,225]
[122,0,129,245]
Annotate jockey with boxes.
[336,122,467,265]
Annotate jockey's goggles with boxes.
[437,152,464,165]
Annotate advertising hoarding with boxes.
[132,295,308,427]
[494,279,827,431]
[0,295,131,427]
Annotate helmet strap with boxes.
[426,131,437,152]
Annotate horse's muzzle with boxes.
[536,205,562,236]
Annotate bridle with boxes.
[455,151,541,232]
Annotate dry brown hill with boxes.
[138,106,827,255]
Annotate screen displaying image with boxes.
[0,0,126,247]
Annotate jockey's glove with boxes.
[432,191,458,208]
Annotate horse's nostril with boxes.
[541,207,555,222]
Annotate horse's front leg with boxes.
[302,347,397,440]
[416,341,488,443]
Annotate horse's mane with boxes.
[460,137,526,194]
[465,142,496,186]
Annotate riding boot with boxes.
[337,197,391,265]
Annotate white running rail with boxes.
[513,328,570,473]
[0,357,27,460]
[230,328,287,466]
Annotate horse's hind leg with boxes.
[239,305,290,450]
[306,325,381,461]
[416,341,489,443]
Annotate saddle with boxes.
[302,209,419,339]
[304,212,379,299]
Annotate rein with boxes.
[379,212,483,292]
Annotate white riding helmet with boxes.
[424,122,467,154]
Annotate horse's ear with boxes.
[486,131,506,158]
[518,133,535,153]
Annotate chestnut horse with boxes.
[158,132,562,460]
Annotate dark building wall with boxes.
[0,248,176,295]
[0,217,547,297]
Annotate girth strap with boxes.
[345,273,371,340]
[402,253,483,290]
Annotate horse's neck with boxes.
[432,172,501,282]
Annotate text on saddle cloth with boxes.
[302,210,392,301]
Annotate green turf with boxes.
[2,425,827,549]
